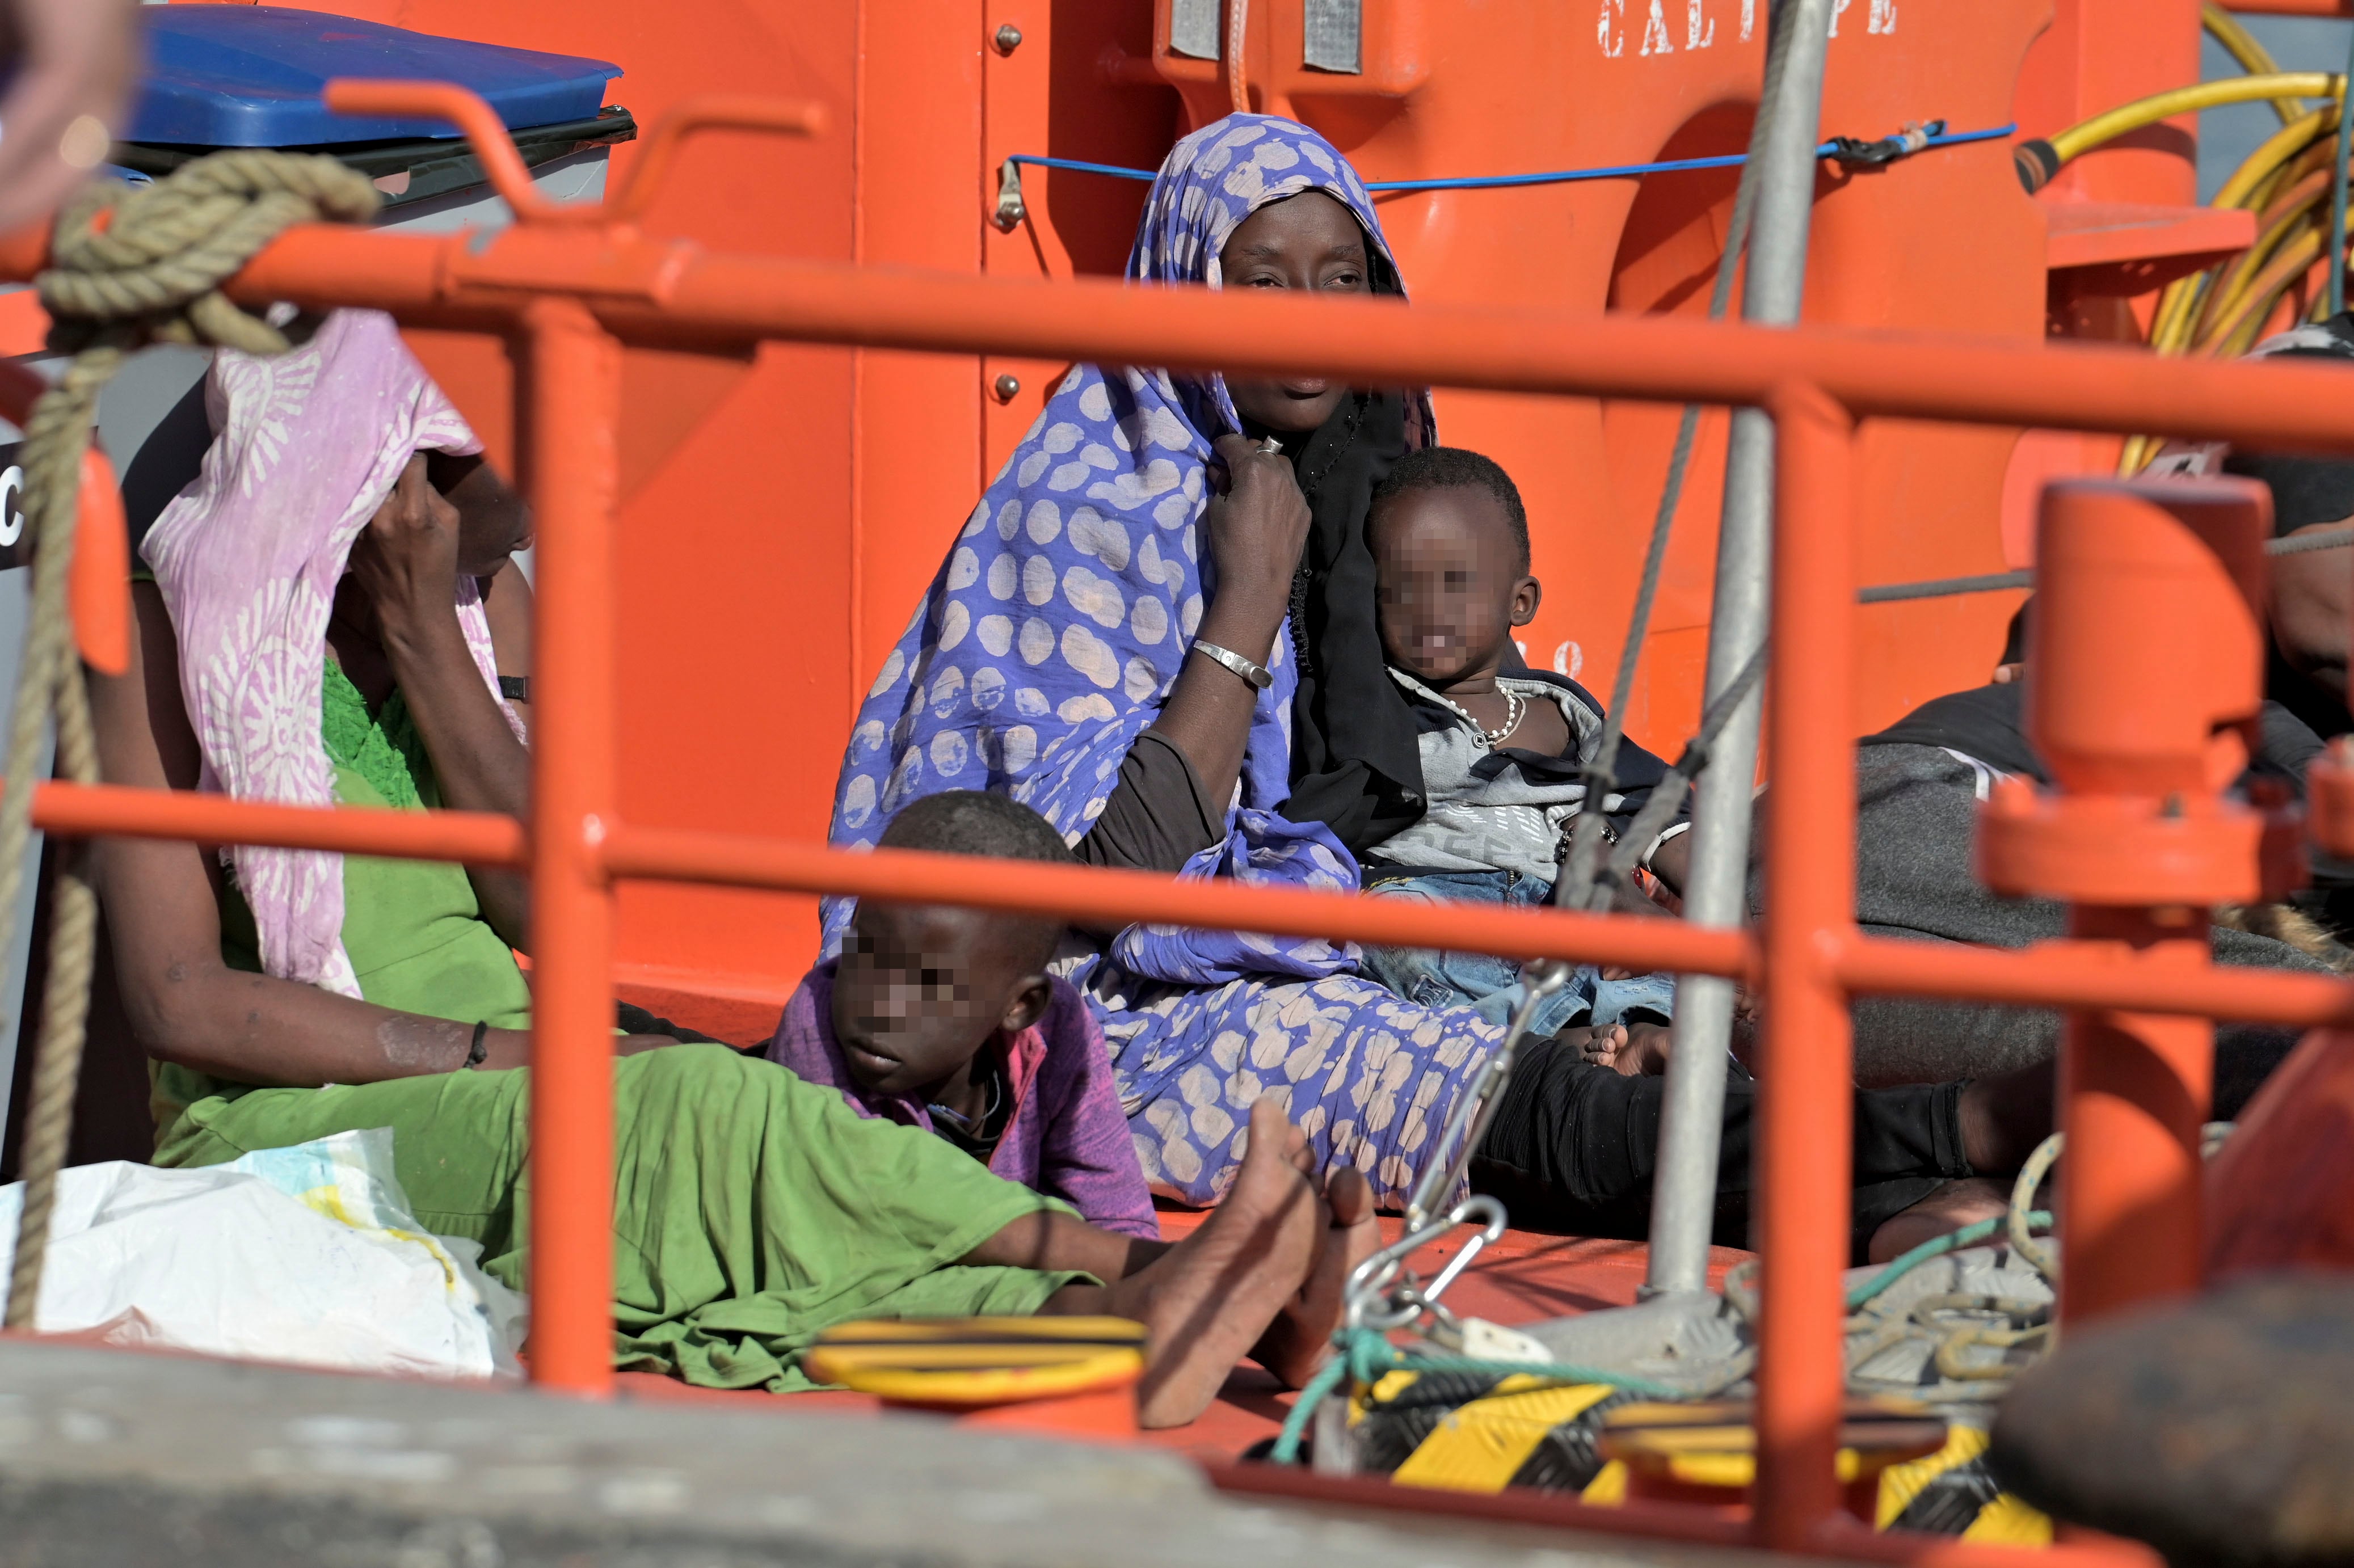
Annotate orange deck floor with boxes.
[609,1203,1751,1466]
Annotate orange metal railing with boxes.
[8,82,2353,1565]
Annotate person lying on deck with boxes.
[1797,676,2343,1093]
[1351,444,1683,1068]
[828,112,2058,1266]
[769,790,1164,1239]
[85,307,1371,1421]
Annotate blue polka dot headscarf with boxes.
[822,115,1422,968]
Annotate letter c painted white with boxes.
[0,466,24,549]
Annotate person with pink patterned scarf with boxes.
[79,307,1374,1409]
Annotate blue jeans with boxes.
[1359,868,1679,1038]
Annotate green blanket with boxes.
[155,1044,1078,1390]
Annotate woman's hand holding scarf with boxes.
[1201,432,1313,628]
[1147,435,1315,810]
[343,453,537,951]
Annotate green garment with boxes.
[150,662,1078,1390]
[154,1045,1076,1391]
[153,664,532,1131]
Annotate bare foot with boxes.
[1250,1164,1380,1388]
[1107,1098,1321,1427]
[1865,1177,2011,1264]
[1614,1022,1672,1076]
[1573,1021,1673,1077]
[1573,1022,1627,1068]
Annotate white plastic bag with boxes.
[0,1128,525,1379]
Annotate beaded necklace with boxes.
[1424,682,1527,748]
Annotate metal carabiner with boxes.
[1421,1194,1509,1305]
[1340,962,1570,1337]
[1341,1194,1510,1336]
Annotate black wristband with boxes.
[465,1019,490,1069]
[498,675,529,702]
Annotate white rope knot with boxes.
[36,150,379,357]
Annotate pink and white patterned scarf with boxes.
[141,309,513,998]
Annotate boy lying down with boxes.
[768,789,1378,1420]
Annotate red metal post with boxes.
[2058,909,2214,1318]
[1978,478,2272,1322]
[1754,382,1859,1551]
[519,296,623,1394]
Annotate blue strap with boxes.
[1005,120,2015,193]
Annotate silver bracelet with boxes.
[1190,638,1273,691]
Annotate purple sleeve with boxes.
[1033,982,1160,1240]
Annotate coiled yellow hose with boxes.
[2054,71,2354,473]
[2201,2,2302,125]
[2048,72,2336,166]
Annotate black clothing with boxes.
[2264,641,2350,744]
[1072,731,1223,876]
[1864,680,2046,781]
[612,1000,730,1048]
[1359,661,1690,883]
[928,1047,1013,1162]
[1279,390,1429,854]
[1472,1035,1971,1263]
[2222,445,2354,536]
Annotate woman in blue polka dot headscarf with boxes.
[824,114,1504,1210]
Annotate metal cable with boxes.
[2008,1133,2064,1285]
[998,122,2013,193]
[1858,524,2354,605]
[1550,2,1794,917]
[3,151,379,1330]
[1226,0,1250,117]
[1599,643,1768,892]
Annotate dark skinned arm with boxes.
[1142,433,1312,810]
[1648,830,1691,899]
[0,0,137,234]
[92,585,678,1085]
[961,1206,1170,1280]
[346,456,533,948]
[2271,521,2352,706]
[89,584,538,1082]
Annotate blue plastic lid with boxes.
[130,5,621,147]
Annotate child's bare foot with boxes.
[1250,1163,1380,1388]
[1573,1022,1626,1067]
[1573,1021,1673,1076]
[1614,1022,1672,1076]
[1865,1177,2012,1264]
[1106,1098,1321,1427]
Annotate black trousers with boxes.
[1472,1036,1972,1263]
